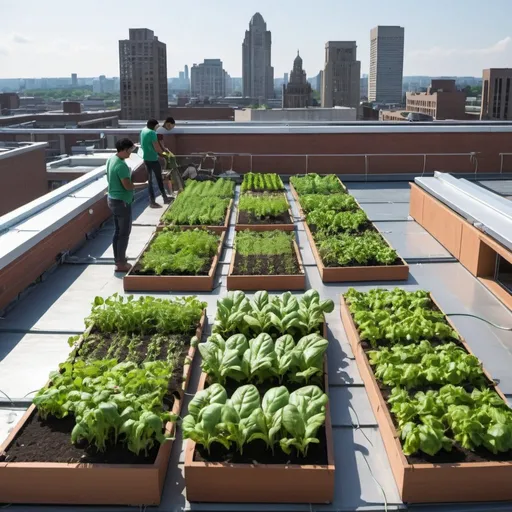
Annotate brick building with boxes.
[481,68,512,120]
[282,51,312,108]
[406,80,466,120]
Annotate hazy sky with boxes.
[1,0,511,79]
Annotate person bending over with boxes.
[139,118,170,208]
[106,138,136,273]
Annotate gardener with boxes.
[139,118,171,208]
[106,138,136,273]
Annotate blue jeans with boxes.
[108,197,132,264]
[145,160,168,203]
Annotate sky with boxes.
[1,0,511,79]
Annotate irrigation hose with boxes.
[445,313,512,331]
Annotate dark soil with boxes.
[1,333,192,464]
[237,209,292,225]
[193,427,328,465]
[232,253,300,276]
[1,412,160,464]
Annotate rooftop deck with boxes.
[1,178,512,511]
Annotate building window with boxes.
[495,256,512,294]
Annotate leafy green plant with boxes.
[162,194,230,226]
[316,231,398,266]
[300,193,358,213]
[180,178,235,198]
[34,359,175,455]
[212,290,334,339]
[182,383,328,457]
[307,208,368,234]
[290,174,344,195]
[199,331,328,385]
[241,173,284,192]
[85,293,205,335]
[368,340,485,388]
[238,193,289,220]
[139,229,220,276]
[388,385,512,456]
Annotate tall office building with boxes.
[119,28,168,120]
[191,59,227,98]
[322,42,361,108]
[369,26,404,105]
[242,13,274,100]
[480,68,512,120]
[184,65,189,82]
[71,73,78,87]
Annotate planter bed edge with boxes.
[235,193,294,232]
[184,354,335,503]
[157,199,233,233]
[226,240,306,291]
[124,231,225,292]
[339,296,512,504]
[0,312,207,506]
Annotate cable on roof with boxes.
[445,313,512,331]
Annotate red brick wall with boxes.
[164,131,512,174]
[0,147,48,215]
[0,197,110,311]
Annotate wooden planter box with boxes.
[235,194,294,231]
[157,199,232,233]
[0,313,206,506]
[124,231,225,292]
[184,356,335,503]
[340,296,512,503]
[226,240,306,291]
[304,222,409,282]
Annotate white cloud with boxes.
[0,45,8,56]
[12,33,31,44]
[406,37,512,75]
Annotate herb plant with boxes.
[241,173,285,192]
[181,178,235,198]
[182,383,328,457]
[139,229,220,276]
[238,193,289,221]
[162,194,230,226]
[300,193,358,213]
[290,174,344,195]
[34,359,176,455]
[234,230,299,276]
[307,208,368,234]
[85,293,205,335]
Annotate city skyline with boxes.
[1,0,511,79]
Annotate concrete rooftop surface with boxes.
[1,179,512,512]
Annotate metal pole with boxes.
[306,155,309,174]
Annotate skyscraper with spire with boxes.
[242,13,274,101]
[282,51,312,108]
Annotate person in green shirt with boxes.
[106,138,136,273]
[139,118,171,208]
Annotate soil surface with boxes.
[237,209,292,225]
[194,427,328,465]
[2,412,161,464]
[232,253,300,276]
[2,333,192,464]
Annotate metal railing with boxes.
[499,153,512,174]
[171,151,481,178]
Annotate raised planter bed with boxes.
[340,295,512,503]
[0,312,206,506]
[227,239,305,291]
[289,175,348,208]
[304,222,409,282]
[158,199,233,233]
[184,356,335,503]
[235,193,294,231]
[124,230,225,292]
